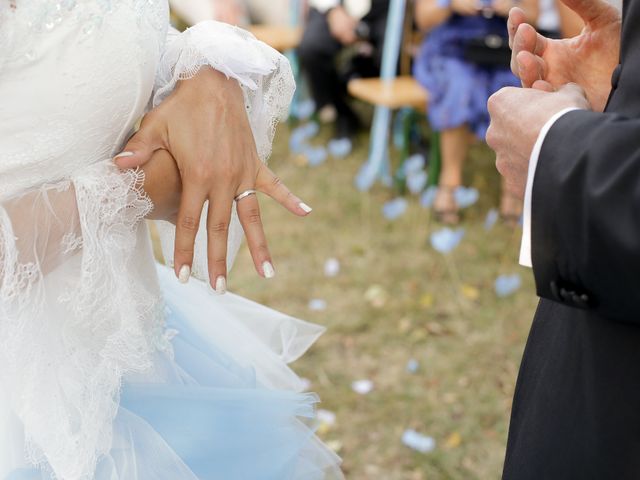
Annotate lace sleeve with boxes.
[0,161,161,479]
[152,21,295,280]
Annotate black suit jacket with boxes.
[503,2,640,478]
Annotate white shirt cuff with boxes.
[519,107,582,268]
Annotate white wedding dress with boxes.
[0,2,343,479]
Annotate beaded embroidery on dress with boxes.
[0,2,343,479]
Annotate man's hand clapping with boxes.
[508,0,621,111]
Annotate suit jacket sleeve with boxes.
[532,109,640,322]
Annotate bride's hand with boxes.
[115,68,311,291]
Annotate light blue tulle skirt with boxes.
[6,266,343,480]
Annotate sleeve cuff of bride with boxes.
[519,107,582,268]
[153,21,296,281]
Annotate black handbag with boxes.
[463,33,512,67]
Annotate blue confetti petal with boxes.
[293,99,316,120]
[406,359,419,373]
[403,154,426,175]
[328,138,353,158]
[289,122,320,153]
[454,186,479,209]
[303,145,328,166]
[402,429,436,453]
[382,198,408,220]
[495,274,522,297]
[406,170,428,195]
[430,227,465,254]
[484,208,499,231]
[420,186,438,208]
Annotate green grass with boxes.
[228,121,538,479]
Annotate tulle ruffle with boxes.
[4,265,343,480]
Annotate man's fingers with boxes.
[236,193,275,279]
[507,7,527,49]
[532,79,555,92]
[174,186,207,284]
[517,50,546,88]
[255,165,313,216]
[206,191,233,294]
[114,117,164,169]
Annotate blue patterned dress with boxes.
[414,15,519,138]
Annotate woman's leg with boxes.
[434,124,471,224]
[499,177,524,226]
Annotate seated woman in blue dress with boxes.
[414,0,538,224]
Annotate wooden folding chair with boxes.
[348,0,434,191]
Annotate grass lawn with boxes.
[225,120,537,479]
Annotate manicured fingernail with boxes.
[178,264,191,283]
[215,275,227,294]
[114,151,134,159]
[299,202,313,213]
[262,261,275,279]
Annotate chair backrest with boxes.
[380,0,407,80]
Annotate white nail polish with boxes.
[215,275,227,294]
[178,265,190,283]
[299,202,313,213]
[262,261,275,279]
[114,151,134,159]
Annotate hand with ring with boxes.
[115,67,312,293]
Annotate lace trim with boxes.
[0,162,164,480]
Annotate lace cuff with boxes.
[153,21,295,279]
[0,161,162,479]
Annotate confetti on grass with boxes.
[454,186,480,208]
[352,379,374,395]
[495,274,522,297]
[484,208,499,231]
[402,429,436,453]
[289,122,319,153]
[382,198,408,220]
[324,258,340,277]
[328,138,353,158]
[308,299,327,311]
[406,359,420,373]
[420,186,438,208]
[430,228,465,254]
[406,170,428,194]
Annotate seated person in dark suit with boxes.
[298,0,390,139]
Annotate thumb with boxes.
[561,0,617,27]
[114,123,164,169]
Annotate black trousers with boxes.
[297,6,388,118]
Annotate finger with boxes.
[517,50,546,88]
[114,117,165,169]
[561,0,617,27]
[206,191,234,294]
[236,193,275,278]
[512,23,548,77]
[255,164,313,216]
[507,7,527,49]
[174,185,207,283]
[532,79,555,92]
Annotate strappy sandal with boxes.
[500,192,523,227]
[434,185,461,225]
